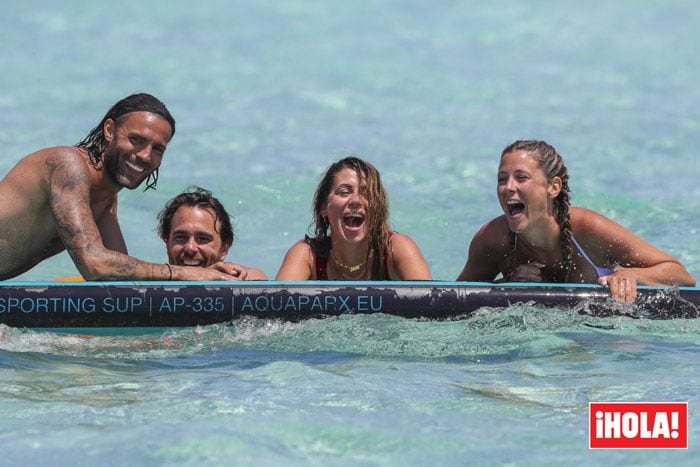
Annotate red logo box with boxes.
[589,402,688,449]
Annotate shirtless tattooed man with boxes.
[0,93,239,281]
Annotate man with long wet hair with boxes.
[0,93,239,281]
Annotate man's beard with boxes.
[104,145,150,190]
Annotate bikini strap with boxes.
[571,235,614,278]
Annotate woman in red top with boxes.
[276,157,431,281]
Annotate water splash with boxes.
[2,301,699,361]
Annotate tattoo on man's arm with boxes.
[48,157,103,257]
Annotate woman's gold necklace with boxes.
[330,250,371,278]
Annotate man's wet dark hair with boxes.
[76,93,175,191]
[157,186,234,249]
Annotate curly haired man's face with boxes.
[166,206,228,267]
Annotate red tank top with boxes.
[313,232,393,280]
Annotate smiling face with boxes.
[103,111,172,189]
[497,150,562,234]
[165,205,229,267]
[321,167,370,245]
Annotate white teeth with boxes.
[125,160,145,173]
[181,259,201,266]
[507,200,521,205]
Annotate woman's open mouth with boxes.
[343,212,365,230]
[506,200,525,217]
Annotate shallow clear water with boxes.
[1,0,699,464]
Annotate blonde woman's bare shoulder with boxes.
[570,207,624,237]
[471,215,511,250]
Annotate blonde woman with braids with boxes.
[277,157,431,281]
[457,140,695,303]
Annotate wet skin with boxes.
[276,166,431,281]
[457,149,696,303]
[0,111,238,281]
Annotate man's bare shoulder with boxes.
[21,145,85,162]
[38,146,90,170]
[0,147,93,278]
[1,147,79,199]
[6,146,88,181]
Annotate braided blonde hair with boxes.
[501,140,572,280]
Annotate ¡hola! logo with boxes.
[589,402,688,449]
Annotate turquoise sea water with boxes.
[1,0,699,464]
